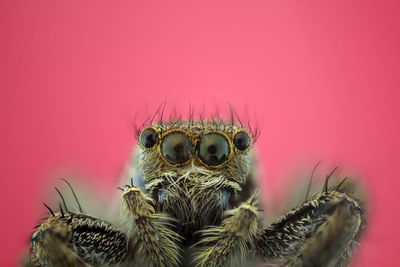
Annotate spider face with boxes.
[132,121,257,243]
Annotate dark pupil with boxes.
[233,132,250,150]
[208,145,217,154]
[141,129,157,148]
[199,133,230,166]
[175,143,184,153]
[161,132,192,164]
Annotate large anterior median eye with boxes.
[161,131,192,165]
[198,133,230,166]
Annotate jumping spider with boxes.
[25,120,366,267]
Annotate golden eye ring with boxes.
[159,129,193,167]
[196,131,234,168]
[139,126,160,150]
[232,129,253,153]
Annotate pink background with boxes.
[1,1,400,266]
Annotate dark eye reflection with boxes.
[233,131,250,151]
[161,132,192,165]
[198,133,230,166]
[141,128,158,148]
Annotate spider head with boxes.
[129,120,257,241]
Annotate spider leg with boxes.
[257,188,365,267]
[192,193,259,267]
[30,211,129,267]
[121,185,181,267]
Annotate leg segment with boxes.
[121,185,181,267]
[30,212,128,267]
[192,194,259,267]
[257,190,365,267]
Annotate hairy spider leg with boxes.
[29,212,128,267]
[121,185,182,267]
[192,193,259,267]
[257,189,364,267]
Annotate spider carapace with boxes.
[25,120,366,267]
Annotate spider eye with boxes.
[141,128,158,148]
[233,132,250,151]
[198,133,230,166]
[161,132,192,165]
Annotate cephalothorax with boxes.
[25,119,366,267]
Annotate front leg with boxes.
[257,189,365,266]
[29,212,128,267]
[192,194,259,267]
[121,185,181,267]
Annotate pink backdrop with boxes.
[1,1,399,266]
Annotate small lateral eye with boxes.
[141,128,158,148]
[198,133,230,166]
[161,132,192,165]
[233,131,250,151]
